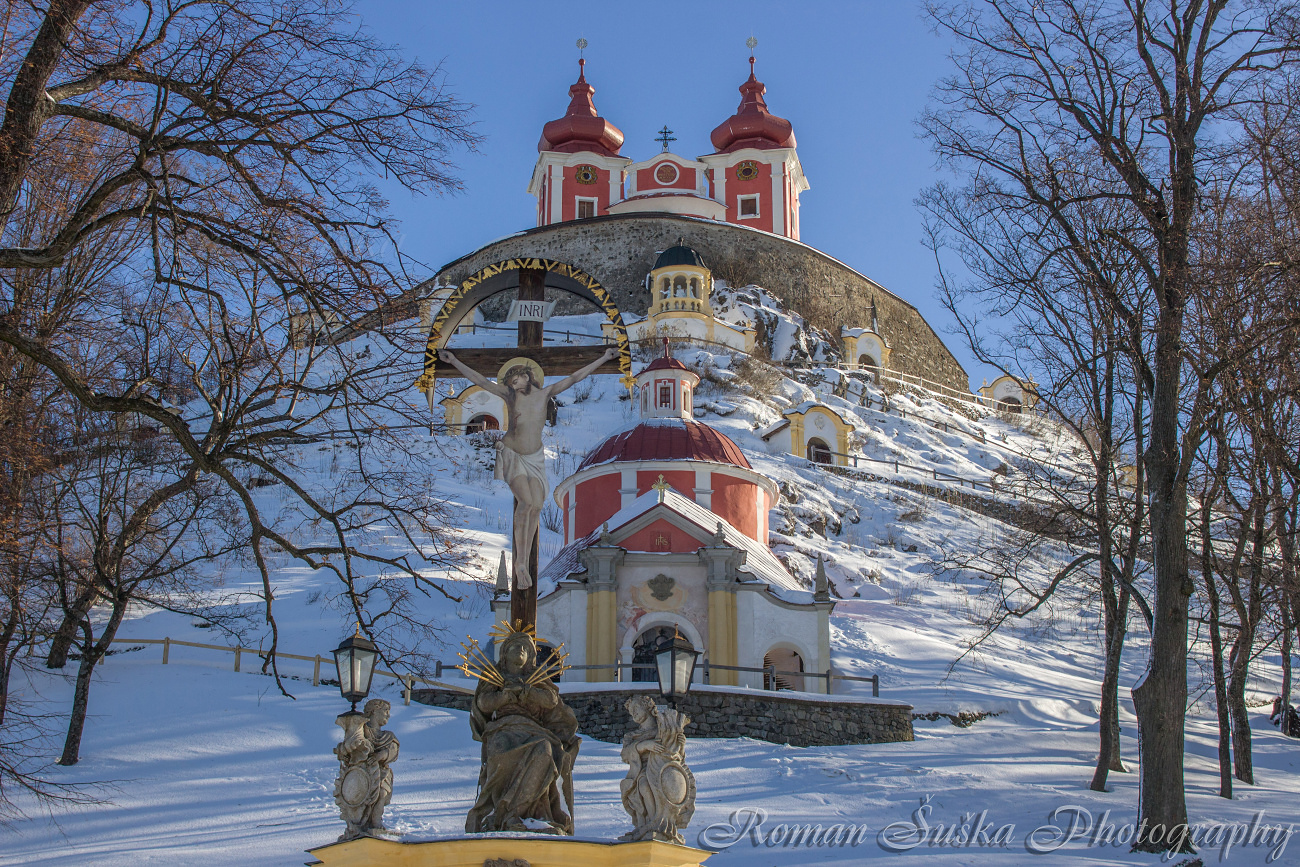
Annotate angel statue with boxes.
[332,698,400,841]
[459,621,579,835]
[619,694,696,844]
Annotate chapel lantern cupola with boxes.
[637,340,699,421]
[647,240,713,318]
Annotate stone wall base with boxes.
[411,686,913,747]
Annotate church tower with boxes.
[527,59,630,225]
[701,55,809,239]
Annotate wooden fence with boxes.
[113,637,471,705]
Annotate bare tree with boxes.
[0,2,478,664]
[922,0,1298,849]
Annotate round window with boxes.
[654,162,679,185]
[735,160,760,181]
[575,164,598,185]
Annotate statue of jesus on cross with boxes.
[440,346,618,589]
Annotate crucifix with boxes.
[432,267,621,628]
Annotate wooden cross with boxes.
[432,267,620,629]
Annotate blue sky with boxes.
[363,1,983,384]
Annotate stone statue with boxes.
[440,346,617,589]
[333,698,399,841]
[463,626,580,835]
[619,695,696,845]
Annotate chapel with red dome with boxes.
[494,342,834,692]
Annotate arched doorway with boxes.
[465,413,499,434]
[631,626,687,683]
[763,647,804,691]
[999,397,1022,414]
[858,354,878,382]
[807,437,832,465]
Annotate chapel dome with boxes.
[709,57,796,154]
[643,354,693,374]
[538,59,625,157]
[653,242,706,270]
[578,420,751,471]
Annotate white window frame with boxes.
[575,196,598,219]
[737,194,761,219]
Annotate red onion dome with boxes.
[578,420,751,471]
[539,59,625,157]
[643,354,693,374]
[709,57,795,154]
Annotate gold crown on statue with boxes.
[458,620,570,687]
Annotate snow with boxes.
[6,303,1298,866]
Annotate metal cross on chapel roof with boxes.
[655,126,676,152]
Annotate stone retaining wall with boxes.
[411,686,913,748]
[417,214,968,393]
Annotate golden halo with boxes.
[496,357,545,386]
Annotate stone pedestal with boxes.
[306,835,713,867]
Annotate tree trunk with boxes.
[1227,638,1255,785]
[0,599,19,726]
[46,586,98,668]
[1206,571,1232,799]
[1131,313,1192,853]
[1091,583,1130,790]
[58,597,127,766]
[1282,598,1293,738]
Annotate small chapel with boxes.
[493,342,834,692]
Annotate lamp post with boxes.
[333,626,378,713]
[654,627,699,708]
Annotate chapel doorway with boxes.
[858,354,878,382]
[807,437,833,465]
[466,413,500,434]
[763,647,805,691]
[631,626,688,682]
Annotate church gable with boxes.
[614,514,713,554]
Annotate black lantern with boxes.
[333,627,378,711]
[654,628,699,703]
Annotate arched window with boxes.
[689,278,699,298]
[466,413,499,434]
[661,278,671,299]
[631,626,684,683]
[807,437,832,465]
[763,648,805,691]
[674,276,687,297]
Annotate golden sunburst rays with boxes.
[457,636,504,686]
[457,620,571,686]
[526,642,570,686]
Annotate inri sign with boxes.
[508,300,556,322]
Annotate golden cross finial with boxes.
[651,474,670,502]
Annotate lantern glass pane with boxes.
[334,649,355,696]
[354,646,376,696]
[656,649,675,696]
[673,652,694,695]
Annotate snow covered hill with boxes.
[6,297,1298,866]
